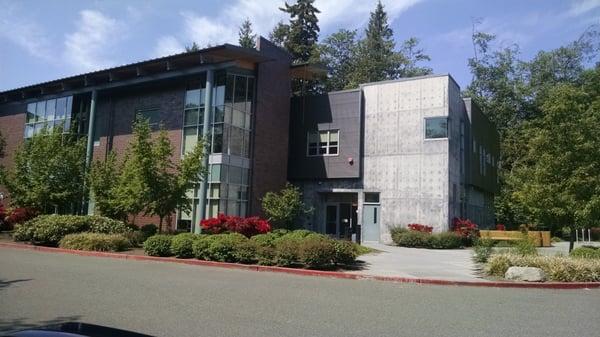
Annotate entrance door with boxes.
[325,204,338,235]
[326,203,354,239]
[362,204,380,241]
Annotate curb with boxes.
[1,242,599,289]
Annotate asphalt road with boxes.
[1,247,598,337]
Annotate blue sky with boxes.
[1,0,599,91]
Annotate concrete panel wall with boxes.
[362,76,452,241]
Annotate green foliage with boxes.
[486,253,600,282]
[122,230,146,247]
[141,224,158,237]
[318,29,358,91]
[59,233,130,252]
[473,238,495,263]
[238,18,256,49]
[2,126,86,212]
[233,239,259,264]
[513,236,538,256]
[170,233,197,258]
[203,233,248,262]
[273,235,302,266]
[393,230,431,248]
[143,235,173,257]
[279,0,320,64]
[570,246,600,259]
[390,227,408,245]
[88,152,125,220]
[13,214,129,246]
[429,232,463,249]
[261,183,312,229]
[299,235,335,268]
[551,236,563,243]
[332,240,358,265]
[185,42,200,52]
[192,234,214,260]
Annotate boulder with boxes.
[505,266,546,282]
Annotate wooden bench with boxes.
[479,230,551,247]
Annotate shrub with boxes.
[395,231,431,248]
[200,214,271,237]
[429,232,463,249]
[273,236,301,266]
[233,239,259,264]
[407,224,433,233]
[251,232,280,247]
[59,233,130,252]
[141,224,158,237]
[203,233,248,262]
[390,227,408,245]
[332,240,358,265]
[452,218,479,246]
[255,245,276,265]
[299,236,335,268]
[514,236,538,256]
[31,215,90,246]
[570,246,600,259]
[143,235,173,257]
[87,216,130,234]
[551,236,563,243]
[473,238,495,263]
[486,254,600,282]
[123,230,146,247]
[4,207,37,228]
[170,233,197,258]
[192,235,214,260]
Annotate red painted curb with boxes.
[2,242,599,289]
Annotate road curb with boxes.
[2,242,599,289]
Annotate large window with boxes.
[307,130,339,156]
[425,117,448,139]
[25,96,73,138]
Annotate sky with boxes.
[0,0,599,92]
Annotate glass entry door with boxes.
[325,203,356,239]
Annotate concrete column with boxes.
[195,70,213,233]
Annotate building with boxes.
[0,38,499,242]
[289,75,499,242]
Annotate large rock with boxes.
[505,266,546,282]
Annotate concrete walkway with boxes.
[352,243,485,281]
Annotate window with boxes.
[364,192,380,203]
[425,117,448,139]
[307,130,339,156]
[136,107,161,128]
[24,96,73,138]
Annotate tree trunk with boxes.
[569,227,575,252]
[158,216,164,234]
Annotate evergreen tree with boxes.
[319,29,358,91]
[185,42,200,52]
[279,0,320,64]
[269,21,289,47]
[238,18,256,49]
[348,1,398,87]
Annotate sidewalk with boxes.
[352,243,486,282]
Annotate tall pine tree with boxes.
[279,0,320,64]
[348,1,397,87]
[238,18,256,49]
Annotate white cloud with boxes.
[153,35,185,57]
[568,0,600,17]
[63,10,123,72]
[152,0,424,54]
[0,2,53,62]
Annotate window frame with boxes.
[424,116,449,140]
[306,129,340,157]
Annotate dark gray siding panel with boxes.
[288,90,361,179]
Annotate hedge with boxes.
[59,233,130,252]
[390,227,463,249]
[13,214,131,246]
[570,246,600,259]
[170,233,198,258]
[487,253,600,282]
[143,235,173,257]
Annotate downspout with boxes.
[195,70,213,233]
[84,90,97,215]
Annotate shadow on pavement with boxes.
[0,279,32,291]
[0,316,82,334]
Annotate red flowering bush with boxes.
[3,207,37,230]
[452,218,479,246]
[201,214,271,237]
[0,202,7,231]
[407,224,433,233]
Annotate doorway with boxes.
[325,202,358,239]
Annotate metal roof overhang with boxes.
[0,44,272,104]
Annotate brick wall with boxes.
[250,38,292,216]
[0,103,26,206]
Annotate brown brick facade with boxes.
[0,103,26,206]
